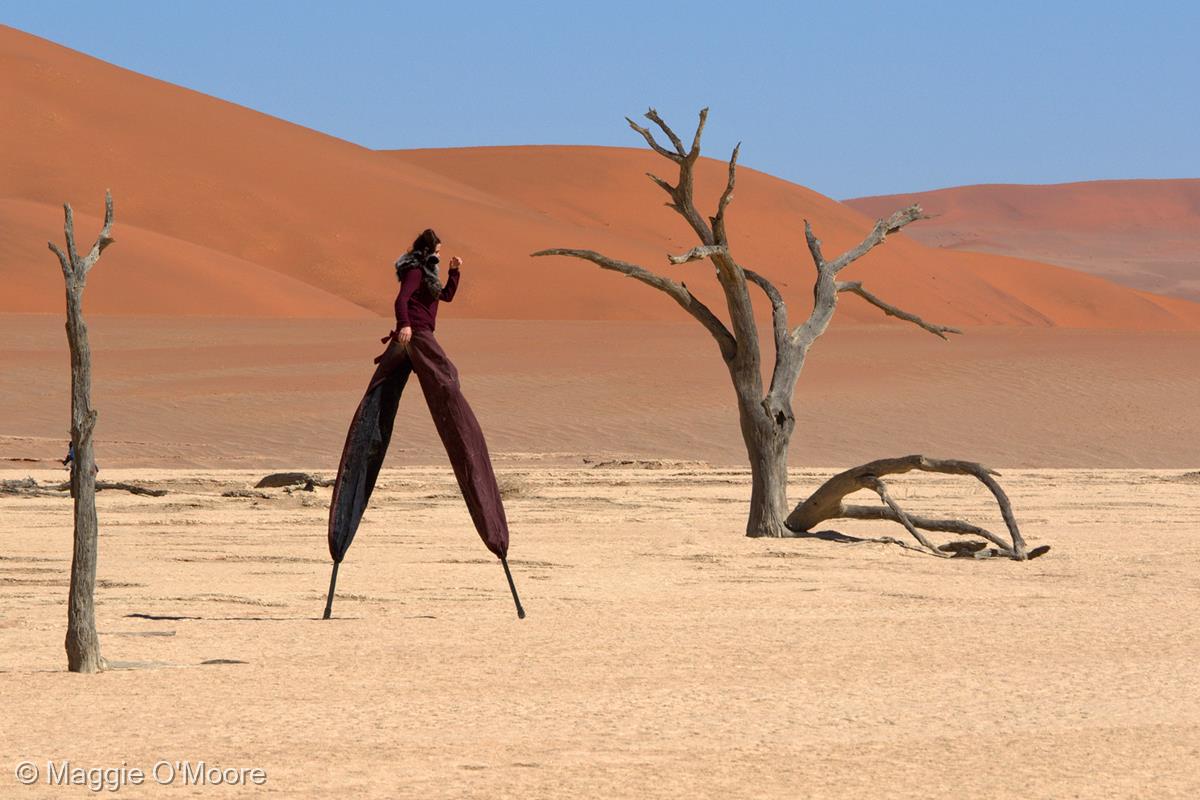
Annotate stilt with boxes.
[322,561,340,620]
[501,557,526,619]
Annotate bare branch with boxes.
[62,203,80,266]
[971,467,1030,556]
[645,172,676,198]
[644,107,687,156]
[532,248,736,360]
[668,244,727,265]
[745,264,794,427]
[687,107,709,158]
[863,476,951,556]
[803,220,826,270]
[80,190,115,274]
[836,281,962,340]
[829,205,926,274]
[48,241,71,279]
[790,219,836,349]
[744,268,787,348]
[711,143,741,243]
[625,117,681,162]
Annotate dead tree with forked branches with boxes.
[48,191,114,672]
[534,109,1047,560]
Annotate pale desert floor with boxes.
[1,465,1198,798]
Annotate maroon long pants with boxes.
[327,329,509,565]
[405,329,509,560]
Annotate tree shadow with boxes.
[787,528,1050,559]
[788,528,929,553]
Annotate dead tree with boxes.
[534,110,1044,560]
[48,191,114,672]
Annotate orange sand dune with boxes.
[847,180,1200,301]
[0,199,372,317]
[390,147,1200,329]
[3,25,1200,330]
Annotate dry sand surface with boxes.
[1,464,1198,798]
[4,314,1200,471]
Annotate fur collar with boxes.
[395,250,443,296]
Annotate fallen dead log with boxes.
[0,477,61,497]
[57,480,166,497]
[0,477,166,497]
[93,481,167,497]
[785,455,1050,560]
[254,472,334,490]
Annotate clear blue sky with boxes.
[5,1,1197,198]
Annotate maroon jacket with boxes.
[394,266,460,332]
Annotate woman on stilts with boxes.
[323,229,524,619]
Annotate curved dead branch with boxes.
[836,281,963,340]
[531,247,736,360]
[711,143,740,243]
[784,455,1047,560]
[743,268,789,356]
[669,244,728,265]
[862,475,948,556]
[828,206,926,274]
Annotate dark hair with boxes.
[411,228,441,256]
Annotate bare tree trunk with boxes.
[738,396,792,538]
[49,192,114,673]
[64,291,102,671]
[744,434,789,537]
